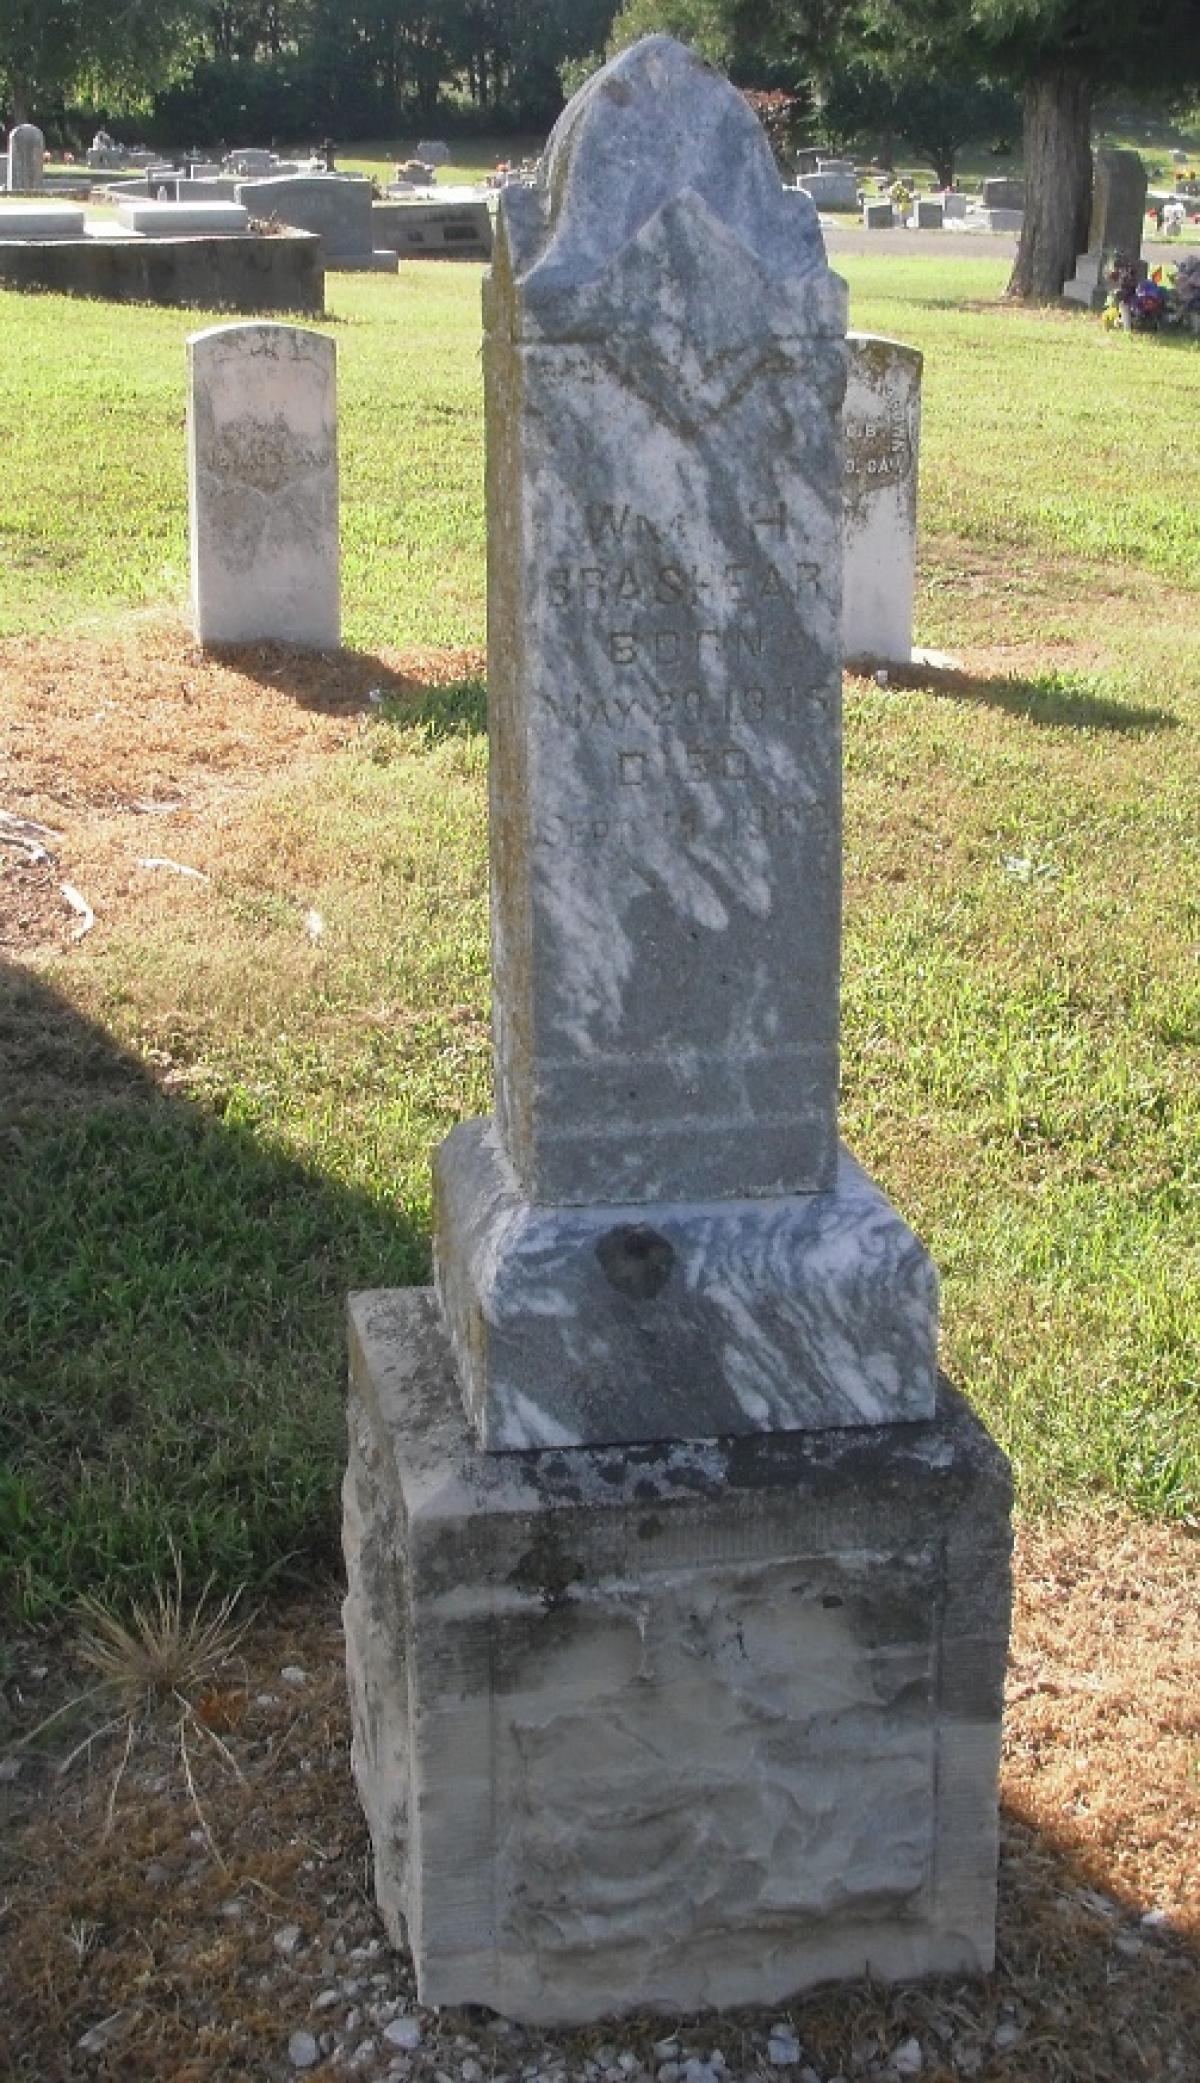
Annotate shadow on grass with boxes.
[200,640,488,738]
[894,664,1179,733]
[0,960,429,1625]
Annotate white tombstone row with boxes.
[187,322,339,649]
[842,332,922,666]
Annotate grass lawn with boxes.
[1,254,1198,1622]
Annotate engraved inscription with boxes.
[537,500,833,859]
[540,683,827,729]
[547,558,819,611]
[533,796,823,852]
[844,402,909,483]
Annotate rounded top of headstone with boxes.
[528,35,825,286]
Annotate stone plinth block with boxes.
[842,333,922,667]
[188,321,339,648]
[914,199,943,229]
[435,1120,937,1449]
[484,36,848,1210]
[6,123,44,193]
[343,1289,1012,2025]
[0,204,85,238]
[118,199,250,236]
[863,201,894,229]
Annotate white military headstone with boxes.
[842,332,922,666]
[7,123,44,193]
[187,322,339,649]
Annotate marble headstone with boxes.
[433,39,938,1449]
[344,37,1011,2025]
[187,321,339,649]
[7,124,44,193]
[842,333,922,665]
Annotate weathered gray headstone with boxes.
[914,197,944,229]
[981,175,1025,211]
[187,321,339,649]
[7,124,44,194]
[799,168,858,211]
[416,138,451,166]
[227,147,274,175]
[864,199,894,229]
[344,35,1010,2027]
[234,172,395,269]
[843,332,922,665]
[1063,149,1149,309]
[372,195,492,259]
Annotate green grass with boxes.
[0,252,1197,1619]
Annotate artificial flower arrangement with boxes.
[1103,253,1200,332]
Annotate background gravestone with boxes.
[7,124,44,193]
[799,168,858,211]
[1063,150,1149,309]
[234,173,395,269]
[843,332,922,666]
[344,35,1011,2027]
[981,176,1025,211]
[187,321,339,649]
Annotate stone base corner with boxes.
[343,1288,1012,2024]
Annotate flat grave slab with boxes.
[0,204,85,238]
[118,200,250,236]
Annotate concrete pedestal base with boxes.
[343,1289,1011,2025]
[1062,255,1107,310]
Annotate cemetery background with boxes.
[1,219,1198,2076]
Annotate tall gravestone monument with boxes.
[187,322,339,649]
[1063,149,1149,310]
[843,333,922,665]
[344,37,1011,2025]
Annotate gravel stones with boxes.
[383,2016,423,2051]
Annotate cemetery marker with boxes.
[344,37,1011,2024]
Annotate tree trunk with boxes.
[1007,66,1093,300]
